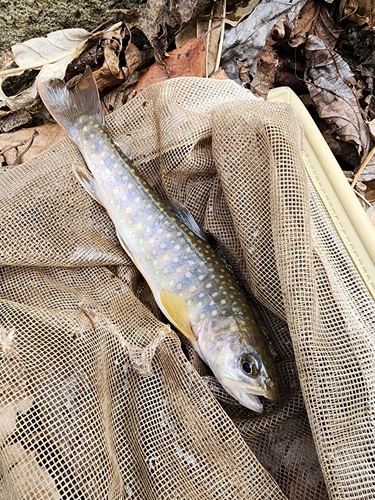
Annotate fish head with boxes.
[195,316,278,413]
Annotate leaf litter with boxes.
[1,0,374,217]
[2,0,375,208]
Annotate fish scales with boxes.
[79,115,252,327]
[38,68,278,412]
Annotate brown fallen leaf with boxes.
[305,34,371,164]
[176,0,225,77]
[0,108,32,133]
[210,68,229,80]
[289,0,340,49]
[250,17,288,98]
[110,1,206,66]
[0,123,66,166]
[130,37,206,97]
[339,0,375,28]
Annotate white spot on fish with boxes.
[169,280,175,286]
[89,133,95,139]
[174,245,181,250]
[199,293,204,298]
[198,275,204,280]
[220,299,226,305]
[252,229,259,238]
[185,272,192,278]
[206,283,212,289]
[212,310,218,316]
[212,292,218,298]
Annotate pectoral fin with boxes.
[72,164,104,206]
[160,289,195,341]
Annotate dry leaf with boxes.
[250,17,288,98]
[339,0,375,27]
[289,0,340,49]
[0,398,34,442]
[210,69,229,80]
[0,108,32,133]
[1,443,60,499]
[368,119,375,139]
[221,0,308,81]
[0,123,66,165]
[176,1,225,77]
[225,0,262,27]
[92,26,126,91]
[111,0,205,66]
[131,37,206,96]
[305,34,370,162]
[0,29,90,111]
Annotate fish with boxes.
[38,67,278,412]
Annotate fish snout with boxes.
[260,376,278,401]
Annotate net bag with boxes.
[1,76,374,499]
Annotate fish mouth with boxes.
[220,377,264,412]
[237,392,264,413]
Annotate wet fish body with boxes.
[38,69,278,412]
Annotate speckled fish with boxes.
[38,68,278,412]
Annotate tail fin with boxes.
[38,67,104,141]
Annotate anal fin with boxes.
[116,230,134,261]
[72,164,104,206]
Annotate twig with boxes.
[351,145,375,190]
[11,129,39,166]
[215,0,226,74]
[0,53,72,78]
[354,188,372,207]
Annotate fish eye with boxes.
[241,354,261,377]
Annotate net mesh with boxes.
[1,76,374,499]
